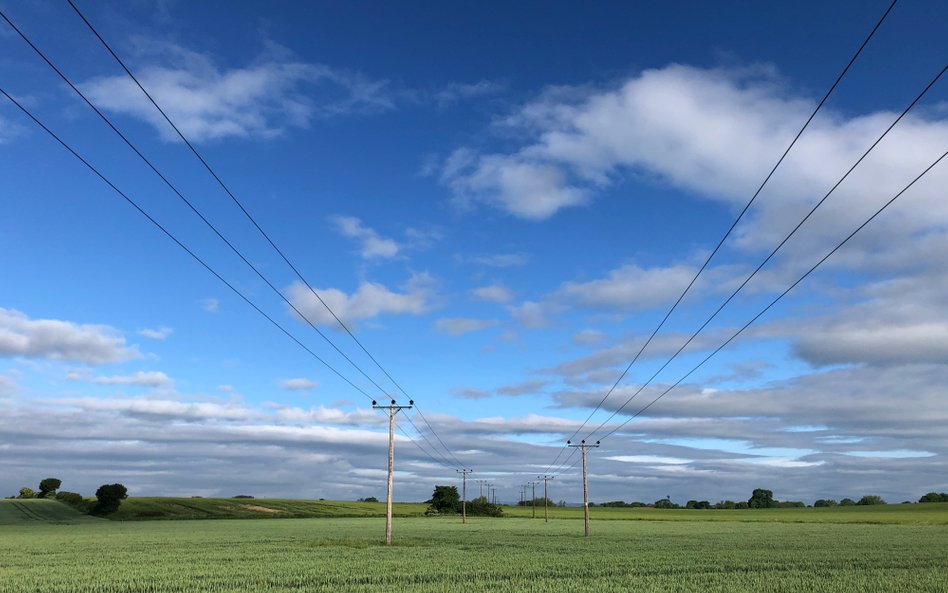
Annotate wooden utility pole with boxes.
[456,468,472,524]
[538,475,553,522]
[567,439,599,537]
[530,481,537,518]
[373,398,412,545]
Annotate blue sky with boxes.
[1,0,947,504]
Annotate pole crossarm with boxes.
[373,399,413,545]
[567,439,599,536]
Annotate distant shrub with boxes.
[714,500,736,509]
[233,495,255,499]
[814,499,838,507]
[17,487,36,499]
[856,495,885,506]
[840,498,857,506]
[735,501,749,509]
[357,497,378,503]
[654,499,678,509]
[55,491,84,507]
[919,492,948,503]
[778,501,806,508]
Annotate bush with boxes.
[466,496,503,517]
[856,495,885,506]
[654,498,678,509]
[17,487,36,499]
[919,492,948,503]
[55,491,84,506]
[357,497,379,503]
[814,499,838,507]
[232,495,255,499]
[840,498,856,506]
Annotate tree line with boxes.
[9,477,128,515]
[587,488,948,509]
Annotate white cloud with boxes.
[79,42,393,142]
[554,263,699,312]
[286,273,436,327]
[435,317,498,336]
[572,329,606,345]
[137,326,173,340]
[330,215,400,259]
[91,371,174,388]
[280,378,318,391]
[439,64,948,248]
[0,308,138,365]
[433,80,504,107]
[472,283,514,304]
[201,298,220,313]
[508,301,551,329]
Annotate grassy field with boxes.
[1,501,946,592]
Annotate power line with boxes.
[596,148,947,442]
[568,64,945,454]
[0,87,453,478]
[543,0,899,475]
[62,0,465,471]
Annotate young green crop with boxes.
[1,510,946,592]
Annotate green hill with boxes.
[107,497,430,521]
[0,499,102,525]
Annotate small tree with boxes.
[357,496,379,503]
[748,488,777,509]
[93,484,128,515]
[466,495,503,517]
[814,499,838,507]
[38,478,62,498]
[856,495,885,506]
[839,498,856,506]
[919,492,948,503]
[426,485,460,514]
[17,487,36,499]
[654,498,678,509]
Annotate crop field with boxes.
[1,502,946,592]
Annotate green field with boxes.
[0,498,103,525]
[1,500,946,592]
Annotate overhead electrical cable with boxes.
[596,148,947,442]
[0,85,456,474]
[559,64,946,460]
[0,8,463,471]
[542,0,899,475]
[63,0,465,471]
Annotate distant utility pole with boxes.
[477,479,487,499]
[567,439,599,537]
[538,475,554,523]
[489,485,496,505]
[530,481,537,519]
[373,398,412,545]
[456,468,473,524]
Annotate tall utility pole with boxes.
[456,468,473,524]
[567,439,599,537]
[530,481,537,518]
[373,398,412,545]
[538,475,553,522]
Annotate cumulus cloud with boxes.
[79,42,393,142]
[471,283,514,304]
[280,378,318,391]
[90,371,174,388]
[286,273,436,327]
[330,215,400,259]
[435,317,498,336]
[137,326,173,340]
[0,308,138,365]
